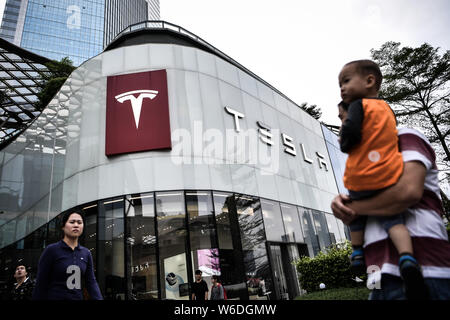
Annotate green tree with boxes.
[371,42,450,180]
[299,102,322,120]
[37,57,75,109]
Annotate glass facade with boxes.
[0,0,155,66]
[321,124,348,194]
[103,0,149,48]
[20,0,105,66]
[0,189,347,300]
[321,124,351,240]
[125,193,158,300]
[0,0,23,42]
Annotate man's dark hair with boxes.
[345,59,383,91]
[195,269,202,275]
[338,100,349,111]
[61,210,85,229]
[211,275,219,281]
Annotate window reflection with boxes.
[280,203,304,243]
[98,198,125,300]
[261,200,285,242]
[299,207,320,256]
[81,203,97,269]
[156,192,189,300]
[235,195,273,300]
[126,193,158,300]
[186,191,218,295]
[312,210,332,250]
[213,192,247,300]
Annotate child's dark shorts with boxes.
[348,189,405,233]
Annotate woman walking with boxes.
[32,211,103,300]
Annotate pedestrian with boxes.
[191,269,208,301]
[32,210,103,300]
[10,265,34,300]
[331,127,450,300]
[210,275,224,300]
[337,59,425,299]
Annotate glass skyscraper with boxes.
[0,0,159,66]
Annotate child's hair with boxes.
[338,100,349,111]
[345,59,382,91]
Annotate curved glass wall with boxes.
[0,189,347,300]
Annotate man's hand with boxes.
[331,194,357,225]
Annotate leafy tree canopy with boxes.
[37,57,75,109]
[300,102,322,120]
[371,41,450,180]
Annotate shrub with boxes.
[293,241,366,293]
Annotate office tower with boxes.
[0,0,160,66]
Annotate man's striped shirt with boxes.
[364,128,450,285]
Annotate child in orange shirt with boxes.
[337,60,426,298]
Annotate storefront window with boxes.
[235,195,273,300]
[81,202,98,275]
[156,191,189,300]
[186,191,219,296]
[125,193,158,300]
[298,207,320,256]
[286,244,301,298]
[280,203,304,243]
[98,197,125,300]
[312,210,332,250]
[261,199,285,242]
[213,192,247,300]
[325,213,344,244]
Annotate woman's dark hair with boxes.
[61,210,85,229]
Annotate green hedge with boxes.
[294,241,366,293]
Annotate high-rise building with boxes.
[0,0,160,66]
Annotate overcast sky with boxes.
[1,0,449,125]
[160,0,450,126]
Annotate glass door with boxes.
[268,244,289,300]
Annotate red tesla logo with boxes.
[105,70,172,156]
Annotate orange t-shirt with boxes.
[342,98,403,191]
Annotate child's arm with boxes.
[340,100,364,153]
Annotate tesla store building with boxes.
[0,21,349,300]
